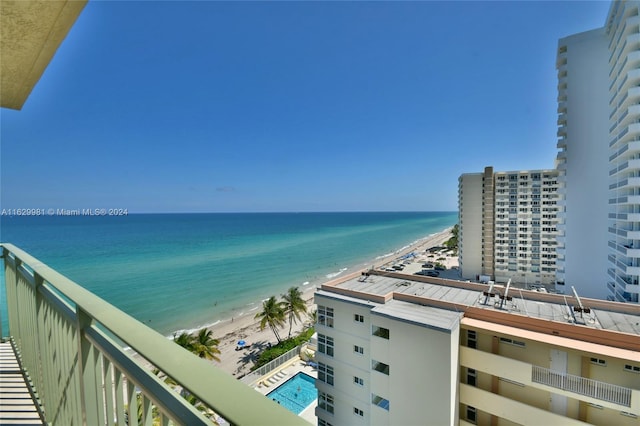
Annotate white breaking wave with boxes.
[326,267,348,279]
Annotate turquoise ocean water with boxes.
[0,212,457,337]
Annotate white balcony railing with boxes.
[1,243,305,426]
[532,365,632,407]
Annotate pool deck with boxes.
[251,358,317,424]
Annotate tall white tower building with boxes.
[556,0,640,303]
[606,1,640,303]
[554,29,610,299]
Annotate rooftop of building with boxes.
[317,270,640,351]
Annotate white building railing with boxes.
[532,365,632,407]
[1,243,305,425]
[240,344,303,385]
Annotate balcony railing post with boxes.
[77,308,100,425]
[33,272,47,418]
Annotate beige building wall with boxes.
[314,271,640,426]
[459,172,485,280]
[459,318,640,425]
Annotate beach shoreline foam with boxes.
[192,226,456,377]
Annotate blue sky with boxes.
[1,1,610,213]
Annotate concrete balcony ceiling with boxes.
[1,0,87,110]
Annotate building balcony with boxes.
[557,112,567,126]
[557,127,567,138]
[618,104,640,130]
[608,194,640,205]
[618,86,640,113]
[531,366,633,407]
[0,244,304,426]
[623,176,640,189]
[459,347,638,414]
[623,265,640,276]
[609,211,640,222]
[557,138,567,150]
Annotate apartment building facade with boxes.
[458,167,561,287]
[314,271,640,426]
[555,0,640,303]
[606,0,640,303]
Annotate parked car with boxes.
[426,271,440,277]
[434,265,446,271]
[422,262,434,268]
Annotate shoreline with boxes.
[205,226,455,376]
[165,226,454,338]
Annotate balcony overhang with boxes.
[1,0,87,110]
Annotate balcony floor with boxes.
[0,341,44,425]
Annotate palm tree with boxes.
[255,296,286,343]
[191,328,221,362]
[282,286,307,338]
[173,331,193,351]
[173,328,220,362]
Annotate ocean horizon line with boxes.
[1,210,457,215]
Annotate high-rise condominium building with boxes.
[313,271,640,425]
[557,1,640,303]
[556,0,640,303]
[458,167,561,287]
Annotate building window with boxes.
[371,394,390,411]
[354,314,364,323]
[354,376,364,386]
[467,368,477,387]
[318,334,334,357]
[354,345,364,355]
[318,362,334,386]
[590,357,606,366]
[372,360,390,375]
[466,405,477,424]
[318,419,334,426]
[499,337,525,348]
[354,407,364,417]
[372,326,390,339]
[318,306,334,328]
[624,364,640,373]
[318,392,334,414]
[467,330,477,349]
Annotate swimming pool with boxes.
[266,372,317,415]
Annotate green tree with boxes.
[191,328,221,362]
[173,328,220,362]
[255,296,286,343]
[173,331,194,351]
[445,224,459,253]
[282,286,307,338]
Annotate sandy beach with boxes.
[205,226,456,377]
